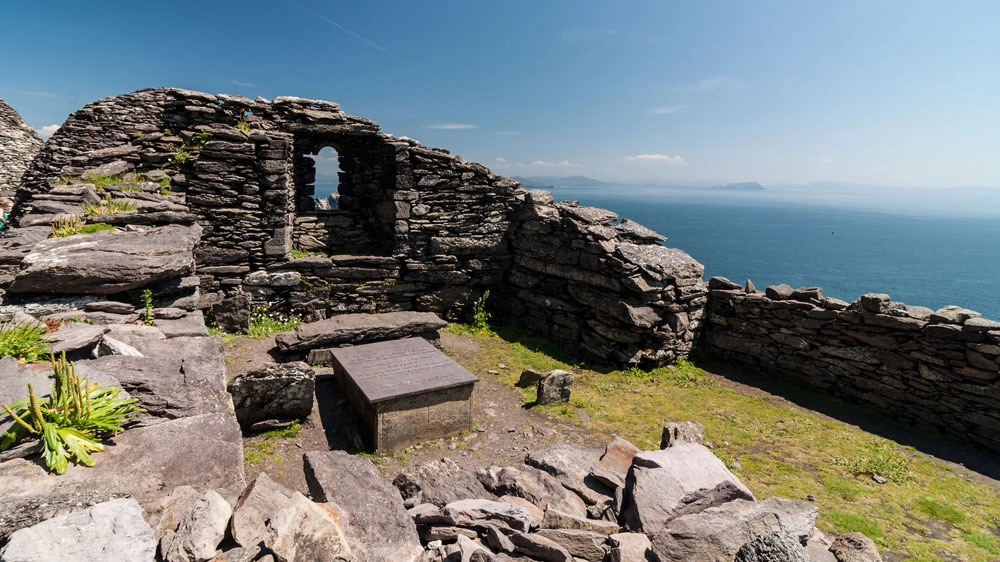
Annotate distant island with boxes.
[709,181,764,191]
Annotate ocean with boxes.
[549,185,1000,321]
[314,182,1000,320]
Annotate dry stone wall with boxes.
[0,99,43,191]
[503,190,707,366]
[8,87,703,367]
[701,280,1000,452]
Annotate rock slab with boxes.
[0,498,155,562]
[9,224,202,295]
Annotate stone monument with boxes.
[330,337,478,452]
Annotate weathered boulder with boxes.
[660,421,705,448]
[0,490,130,546]
[213,294,251,333]
[536,370,573,405]
[265,492,353,562]
[74,337,230,424]
[275,311,447,352]
[517,368,545,388]
[509,531,574,562]
[648,498,819,562]
[606,532,652,562]
[162,490,232,562]
[733,532,809,562]
[525,443,612,506]
[590,437,640,491]
[304,450,422,562]
[829,532,883,562]
[393,458,497,508]
[440,499,535,533]
[534,528,608,562]
[43,323,109,356]
[0,498,155,562]
[477,465,588,517]
[9,224,202,295]
[231,473,295,548]
[621,442,754,532]
[540,508,620,535]
[33,413,245,505]
[227,362,315,429]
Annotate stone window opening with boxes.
[305,146,341,211]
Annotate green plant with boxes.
[82,197,137,216]
[470,290,494,335]
[0,353,143,474]
[85,174,124,190]
[0,321,51,363]
[290,249,310,259]
[65,316,93,325]
[140,289,154,326]
[247,306,301,339]
[173,150,191,164]
[50,216,116,238]
[236,114,252,134]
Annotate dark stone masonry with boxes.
[702,281,1000,452]
[8,87,703,367]
[0,99,43,191]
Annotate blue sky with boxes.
[3,1,999,188]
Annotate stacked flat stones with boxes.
[0,99,43,191]
[703,278,1000,452]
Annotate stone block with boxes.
[330,337,477,452]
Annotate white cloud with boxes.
[232,79,257,88]
[820,157,832,164]
[624,153,686,165]
[689,76,744,92]
[424,123,477,130]
[36,124,60,140]
[495,157,507,162]
[528,160,579,168]
[650,105,686,115]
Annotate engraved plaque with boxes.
[331,337,479,403]
[330,337,479,452]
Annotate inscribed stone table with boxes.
[330,337,478,452]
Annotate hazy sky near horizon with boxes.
[3,1,999,188]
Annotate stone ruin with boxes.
[7,87,706,368]
[0,99,43,192]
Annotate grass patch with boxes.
[831,437,913,483]
[50,216,117,238]
[828,511,883,539]
[822,474,864,501]
[84,174,124,190]
[243,439,274,465]
[243,421,301,466]
[915,498,967,525]
[247,306,301,339]
[82,197,137,216]
[965,533,1000,555]
[437,328,1000,562]
[260,420,301,440]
